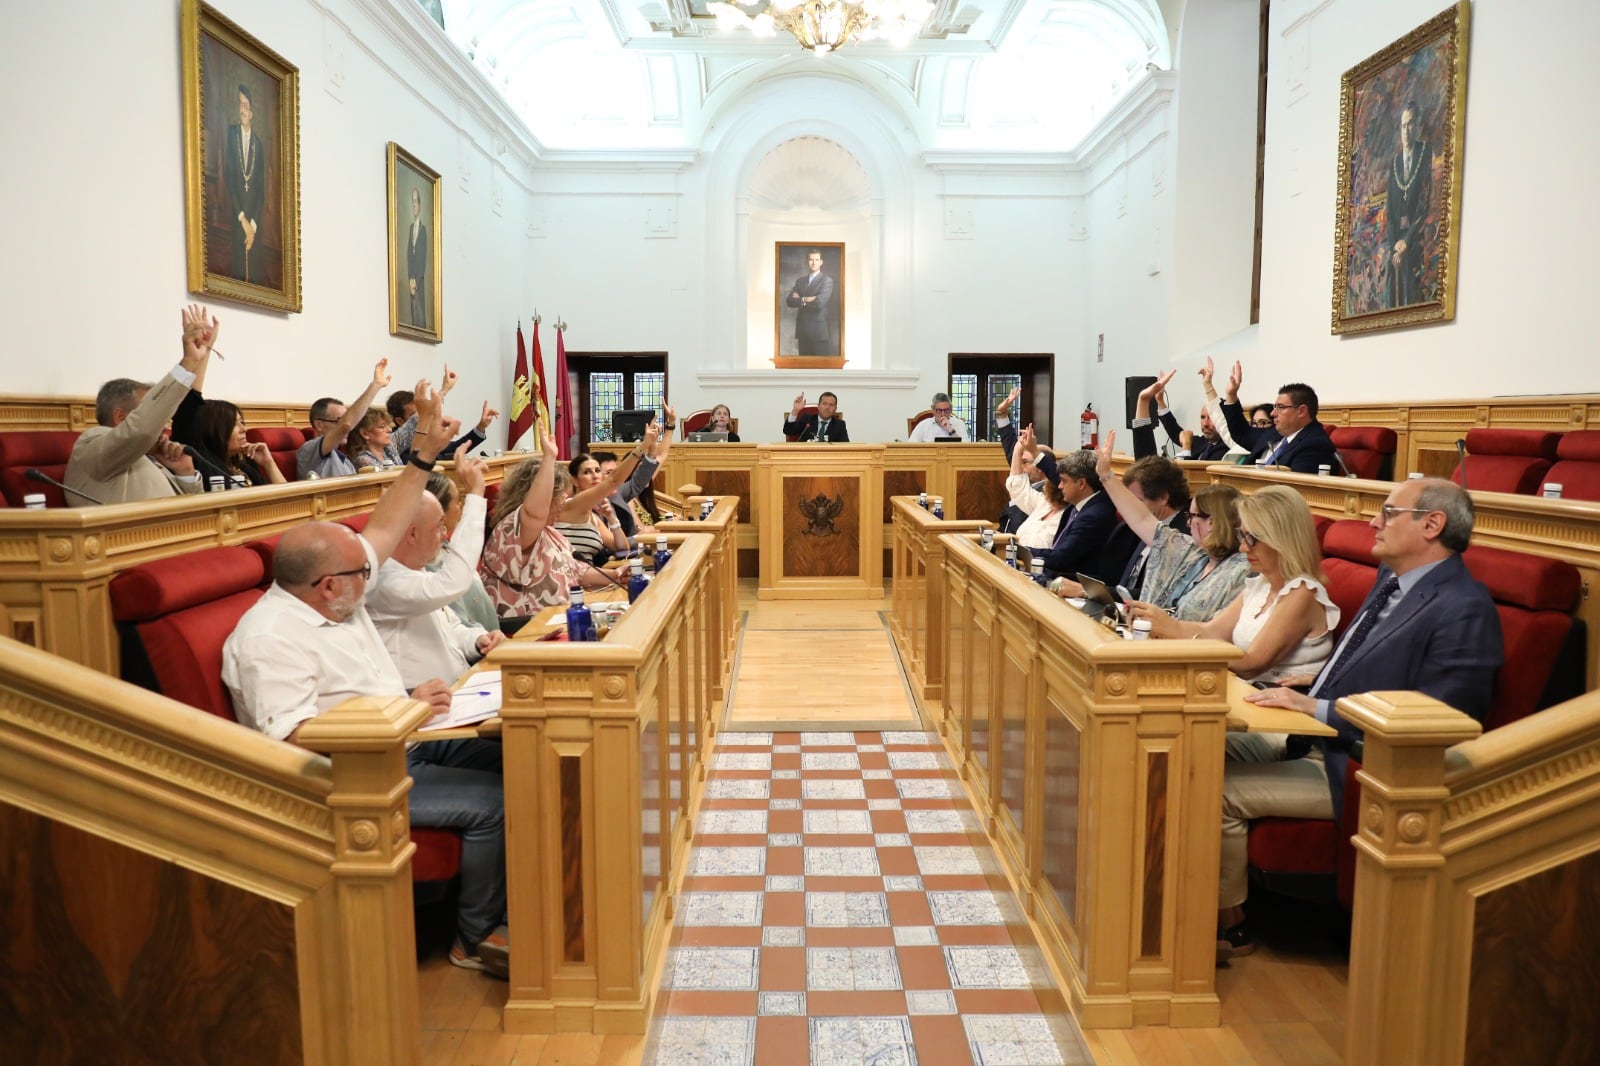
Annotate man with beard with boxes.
[222,387,512,979]
[1385,99,1432,308]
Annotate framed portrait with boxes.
[774,242,845,369]
[387,143,444,342]
[181,0,301,313]
[1331,1,1469,335]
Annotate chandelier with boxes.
[708,0,934,55]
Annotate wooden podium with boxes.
[756,444,885,600]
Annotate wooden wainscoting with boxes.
[0,393,314,433]
[659,495,740,707]
[888,495,988,721]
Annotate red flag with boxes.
[530,319,552,443]
[508,324,533,450]
[554,323,574,460]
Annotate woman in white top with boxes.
[1131,485,1338,684]
[1003,423,1067,550]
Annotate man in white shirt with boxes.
[223,390,512,978]
[64,305,215,506]
[365,456,504,689]
[908,391,971,442]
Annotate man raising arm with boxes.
[297,359,392,479]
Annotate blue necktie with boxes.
[1317,575,1400,691]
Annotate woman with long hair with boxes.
[559,453,630,563]
[1092,432,1248,621]
[191,399,286,488]
[1131,482,1338,684]
[689,403,740,442]
[1003,423,1067,550]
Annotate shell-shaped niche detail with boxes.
[748,136,872,212]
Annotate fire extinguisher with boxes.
[1080,403,1099,449]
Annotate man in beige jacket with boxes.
[65,305,218,506]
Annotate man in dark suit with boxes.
[1036,451,1125,582]
[406,187,429,329]
[1217,478,1502,959]
[1386,100,1432,309]
[1213,363,1340,474]
[786,249,835,355]
[782,390,848,442]
[224,84,266,284]
[1129,369,1230,461]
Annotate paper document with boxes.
[419,671,503,732]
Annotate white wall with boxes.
[1,0,529,439]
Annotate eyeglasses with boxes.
[1251,418,1273,427]
[312,416,339,426]
[314,562,372,585]
[932,406,953,415]
[1238,529,1260,549]
[1271,402,1301,412]
[1378,504,1436,524]
[1189,508,1210,520]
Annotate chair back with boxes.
[1543,429,1600,502]
[907,410,933,436]
[0,430,81,507]
[1453,428,1560,495]
[682,409,739,437]
[1328,425,1397,480]
[246,426,306,482]
[785,404,818,442]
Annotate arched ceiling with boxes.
[440,0,1171,151]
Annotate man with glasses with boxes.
[225,389,514,979]
[1205,360,1340,474]
[297,358,392,479]
[1214,478,1502,960]
[908,391,971,442]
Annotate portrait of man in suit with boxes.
[1385,99,1432,309]
[223,83,266,285]
[406,186,429,329]
[388,143,441,339]
[776,243,843,360]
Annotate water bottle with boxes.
[231,474,248,489]
[918,491,928,509]
[653,535,673,574]
[565,587,596,641]
[22,493,46,510]
[207,475,225,493]
[1005,542,1018,570]
[979,528,995,552]
[700,499,715,520]
[628,557,650,603]
[1129,618,1152,640]
[931,497,944,519]
[1544,482,1564,500]
[1030,558,1048,587]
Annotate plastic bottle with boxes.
[918,491,928,509]
[931,497,944,519]
[207,475,226,493]
[628,558,650,603]
[1005,542,1019,570]
[565,587,596,641]
[1130,618,1152,640]
[653,535,673,574]
[22,493,46,509]
[1030,557,1048,587]
[979,528,995,551]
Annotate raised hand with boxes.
[1018,424,1036,454]
[997,386,1022,417]
[476,401,500,433]
[457,455,488,496]
[664,403,677,426]
[540,431,559,459]
[792,392,807,416]
[643,419,662,450]
[1095,429,1115,480]
[1199,355,1216,390]
[411,379,439,424]
[1227,360,1243,402]
[440,363,459,395]
[180,304,219,370]
[372,358,392,389]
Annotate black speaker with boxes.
[1125,376,1157,427]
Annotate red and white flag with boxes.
[508,323,534,451]
[554,323,575,460]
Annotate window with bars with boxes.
[949,375,977,437]
[948,355,1053,444]
[568,353,670,449]
[588,372,625,443]
[985,372,1022,441]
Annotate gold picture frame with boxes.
[181,0,302,313]
[774,241,845,369]
[1331,1,1469,335]
[387,143,444,342]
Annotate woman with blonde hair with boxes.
[346,408,400,469]
[690,403,740,442]
[1131,482,1338,684]
[1003,423,1068,550]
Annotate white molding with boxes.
[696,369,923,389]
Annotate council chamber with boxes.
[3,1,1599,1064]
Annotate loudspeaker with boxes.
[1125,376,1157,427]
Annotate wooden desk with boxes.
[1226,675,1337,737]
[755,444,886,600]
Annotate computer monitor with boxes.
[610,408,656,443]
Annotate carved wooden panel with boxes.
[956,469,1008,523]
[641,711,662,926]
[560,755,586,964]
[0,803,301,1062]
[1140,751,1168,958]
[882,471,927,524]
[998,647,1030,836]
[1467,848,1600,1066]
[780,476,860,578]
[1041,704,1082,929]
[695,469,751,523]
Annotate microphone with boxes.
[1332,449,1355,478]
[27,467,104,506]
[181,445,235,486]
[1455,438,1469,493]
[582,559,630,594]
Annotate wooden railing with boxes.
[1341,687,1600,1065]
[0,636,427,1064]
[491,532,717,1034]
[660,495,741,707]
[0,455,520,674]
[889,496,989,722]
[940,532,1243,1027]
[0,393,313,433]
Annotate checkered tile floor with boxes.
[643,730,1093,1065]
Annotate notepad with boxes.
[419,671,503,731]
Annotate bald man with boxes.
[223,390,512,978]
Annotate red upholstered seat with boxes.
[682,409,740,436]
[0,430,81,507]
[1328,426,1397,480]
[1452,428,1559,495]
[1318,520,1379,642]
[245,427,305,483]
[785,404,819,442]
[1543,430,1600,502]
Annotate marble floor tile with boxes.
[768,833,804,847]
[799,731,859,746]
[857,743,887,752]
[913,846,985,875]
[773,769,801,779]
[880,731,938,745]
[699,809,769,835]
[809,1016,917,1065]
[943,946,1033,990]
[802,751,862,770]
[862,768,895,780]
[678,891,765,927]
[867,797,903,810]
[927,891,1007,926]
[707,779,771,799]
[903,809,973,835]
[769,797,802,810]
[804,809,875,835]
[805,846,882,877]
[807,947,905,991]
[773,744,802,753]
[964,1014,1068,1065]
[763,926,805,947]
[893,925,939,947]
[665,948,761,990]
[714,751,773,770]
[806,892,890,927]
[897,779,960,799]
[875,833,913,848]
[906,990,958,1015]
[691,847,767,877]
[759,991,806,1016]
[766,874,805,892]
[887,751,945,771]
[803,779,868,800]
[718,732,774,746]
[883,875,924,892]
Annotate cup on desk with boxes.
[1544,482,1564,500]
[1317,464,1331,476]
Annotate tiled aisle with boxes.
[643,729,1094,1066]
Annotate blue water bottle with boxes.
[1030,557,1049,587]
[565,586,596,641]
[931,497,944,519]
[1005,542,1019,570]
[628,557,650,603]
[653,535,673,574]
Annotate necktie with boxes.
[1053,505,1078,546]
[818,419,829,440]
[1320,575,1400,687]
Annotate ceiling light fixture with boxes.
[708,0,934,55]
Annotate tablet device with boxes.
[1075,572,1123,607]
[688,431,729,442]
[933,435,962,443]
[1012,544,1034,570]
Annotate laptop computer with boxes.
[932,435,962,443]
[688,431,730,443]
